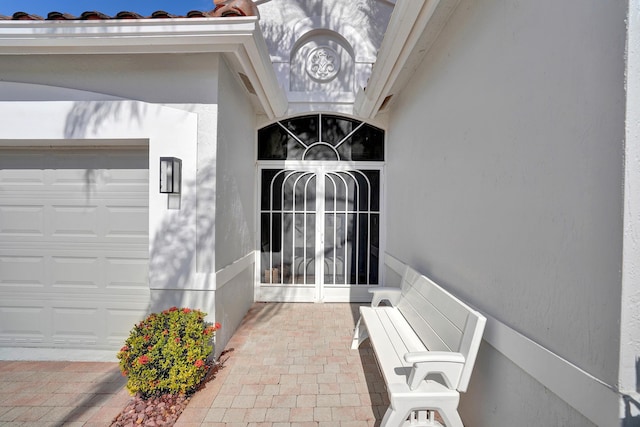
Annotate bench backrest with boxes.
[396,267,486,392]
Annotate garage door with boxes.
[0,147,150,351]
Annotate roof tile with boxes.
[6,1,259,21]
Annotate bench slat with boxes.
[398,298,458,352]
[409,276,470,328]
[399,274,469,353]
[360,306,426,388]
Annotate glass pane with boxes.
[304,144,339,161]
[259,114,384,162]
[258,124,305,160]
[284,115,318,146]
[369,213,380,285]
[261,169,282,210]
[337,123,384,161]
[321,115,357,146]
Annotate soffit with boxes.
[0,16,287,118]
[353,0,461,119]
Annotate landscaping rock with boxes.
[110,393,190,427]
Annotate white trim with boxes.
[384,252,621,426]
[0,138,147,148]
[483,312,619,427]
[621,0,640,410]
[215,252,255,291]
[0,18,287,119]
[0,348,118,362]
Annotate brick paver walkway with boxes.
[0,360,129,426]
[176,302,389,427]
[0,303,389,426]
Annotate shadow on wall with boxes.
[147,161,218,311]
[623,394,640,427]
[258,1,387,66]
[64,100,146,139]
[62,100,210,312]
[621,357,640,427]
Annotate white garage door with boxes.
[0,147,150,351]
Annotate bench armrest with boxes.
[369,287,402,307]
[404,351,465,391]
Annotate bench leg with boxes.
[434,400,463,427]
[351,317,369,350]
[383,386,462,427]
[380,404,410,427]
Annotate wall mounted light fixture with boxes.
[160,157,181,194]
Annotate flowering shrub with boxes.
[117,307,221,397]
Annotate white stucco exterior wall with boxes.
[386,0,626,425]
[212,59,257,354]
[0,52,251,355]
[621,0,640,420]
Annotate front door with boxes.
[256,114,385,302]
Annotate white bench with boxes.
[351,266,486,427]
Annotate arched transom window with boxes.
[258,114,384,161]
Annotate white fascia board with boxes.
[353,0,458,119]
[0,17,287,119]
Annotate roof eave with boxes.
[0,17,287,119]
[353,0,460,119]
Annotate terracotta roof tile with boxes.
[47,11,76,20]
[5,1,259,21]
[6,10,214,20]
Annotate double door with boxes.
[258,165,381,302]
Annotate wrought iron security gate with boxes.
[256,114,384,302]
[259,167,380,302]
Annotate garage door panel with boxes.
[52,306,100,346]
[106,306,152,345]
[106,257,149,290]
[51,205,100,237]
[105,205,148,238]
[0,255,46,287]
[51,256,101,289]
[0,205,45,236]
[0,147,150,351]
[0,251,148,292]
[0,303,47,345]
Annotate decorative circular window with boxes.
[306,46,341,82]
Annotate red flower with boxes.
[138,355,150,365]
[182,308,192,314]
[121,370,128,376]
[144,335,151,342]
[120,345,129,352]
[175,337,181,343]
[194,359,205,368]
[169,306,178,312]
[214,322,221,330]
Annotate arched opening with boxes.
[257,114,384,302]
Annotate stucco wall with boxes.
[211,59,257,355]
[0,54,229,347]
[621,1,640,418]
[386,0,625,425]
[215,60,257,271]
[0,53,220,104]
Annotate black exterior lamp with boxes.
[159,157,181,194]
